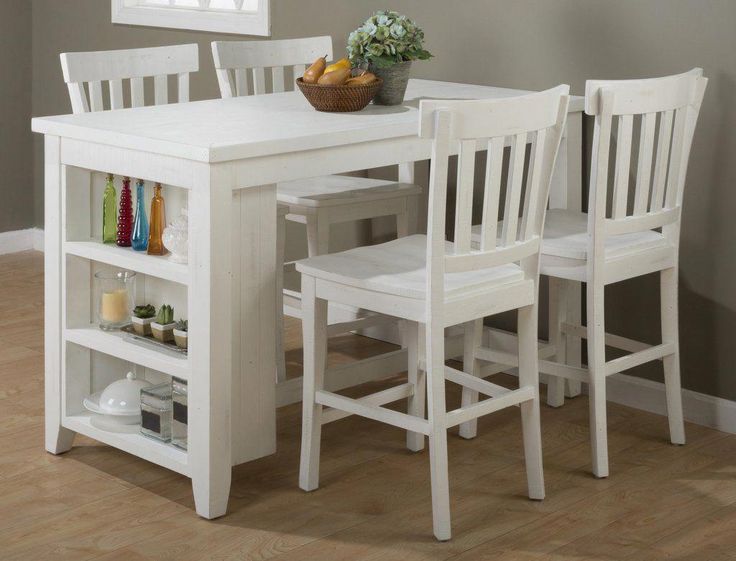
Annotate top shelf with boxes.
[65,240,188,285]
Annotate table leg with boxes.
[45,136,75,455]
[231,184,277,465]
[188,166,234,519]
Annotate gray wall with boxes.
[0,1,33,232]
[20,1,736,400]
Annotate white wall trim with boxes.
[0,228,44,255]
[606,372,736,435]
[475,326,736,435]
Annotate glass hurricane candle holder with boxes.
[94,270,136,331]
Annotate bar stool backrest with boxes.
[419,86,570,310]
[60,44,199,114]
[584,68,707,260]
[212,36,333,97]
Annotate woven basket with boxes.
[296,77,384,112]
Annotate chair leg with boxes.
[299,275,328,492]
[546,277,567,408]
[565,280,583,398]
[425,320,451,541]
[396,210,410,238]
[458,319,483,439]
[518,303,545,500]
[406,320,426,452]
[661,267,685,445]
[305,213,330,257]
[275,211,287,383]
[587,280,609,478]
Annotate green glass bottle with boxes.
[102,174,117,244]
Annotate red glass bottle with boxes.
[116,176,133,247]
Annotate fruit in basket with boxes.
[317,67,351,86]
[345,71,377,86]
[324,58,351,74]
[303,55,327,84]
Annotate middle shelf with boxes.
[65,325,190,380]
[65,240,189,285]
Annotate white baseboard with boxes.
[606,372,736,435]
[477,326,736,435]
[0,228,44,255]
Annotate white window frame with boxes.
[111,0,270,36]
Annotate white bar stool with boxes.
[542,69,707,478]
[296,86,570,540]
[469,69,707,479]
[212,37,422,387]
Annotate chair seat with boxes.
[296,234,525,300]
[541,209,669,259]
[470,209,669,261]
[277,175,421,208]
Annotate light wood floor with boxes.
[1,251,736,560]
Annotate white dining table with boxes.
[32,78,585,519]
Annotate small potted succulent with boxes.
[348,10,432,105]
[131,304,156,336]
[173,319,188,350]
[151,304,175,343]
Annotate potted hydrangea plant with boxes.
[347,10,432,105]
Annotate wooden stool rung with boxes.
[445,386,535,429]
[604,342,675,376]
[444,366,511,398]
[316,389,430,435]
[320,383,415,425]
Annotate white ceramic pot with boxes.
[151,321,176,342]
[173,328,188,350]
[131,315,154,336]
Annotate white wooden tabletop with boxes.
[32,79,584,163]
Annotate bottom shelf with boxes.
[64,413,189,477]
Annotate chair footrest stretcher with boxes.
[445,386,535,429]
[316,364,536,435]
[472,331,675,383]
[443,366,511,398]
[317,386,430,435]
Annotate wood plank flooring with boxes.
[1,250,735,560]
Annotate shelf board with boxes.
[65,326,190,380]
[64,413,189,476]
[64,240,188,285]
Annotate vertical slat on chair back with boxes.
[60,44,199,114]
[211,37,333,98]
[419,86,570,285]
[584,68,707,241]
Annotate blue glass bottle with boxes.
[131,179,149,251]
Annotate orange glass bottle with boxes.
[147,183,167,255]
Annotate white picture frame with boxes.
[111,0,270,36]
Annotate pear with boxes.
[303,55,327,84]
[345,72,377,86]
[317,67,351,86]
[324,58,351,75]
